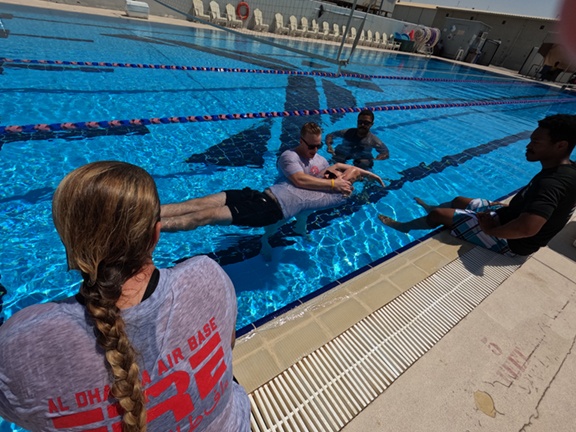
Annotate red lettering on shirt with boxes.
[48,397,69,413]
[51,407,104,428]
[172,347,184,365]
[188,316,217,352]
[209,317,217,332]
[158,358,170,375]
[146,370,194,423]
[141,370,151,387]
[47,318,228,430]
[189,332,226,400]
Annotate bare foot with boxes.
[414,197,434,213]
[378,214,410,233]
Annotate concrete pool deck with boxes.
[4,1,576,430]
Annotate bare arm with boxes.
[326,129,348,154]
[374,139,389,161]
[288,171,352,194]
[375,151,389,161]
[477,212,547,239]
[328,163,386,187]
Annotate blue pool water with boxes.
[1,3,576,430]
[1,5,576,420]
[2,3,576,334]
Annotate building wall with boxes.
[432,9,554,70]
[393,4,556,71]
[393,4,435,26]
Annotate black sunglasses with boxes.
[358,120,373,126]
[301,136,323,150]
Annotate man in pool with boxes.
[161,122,374,232]
[161,162,385,233]
[326,109,389,169]
[378,114,576,256]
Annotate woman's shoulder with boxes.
[0,301,80,355]
[169,255,224,275]
[163,256,231,292]
[1,302,64,331]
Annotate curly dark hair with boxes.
[538,114,576,152]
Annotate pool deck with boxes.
[6,1,576,430]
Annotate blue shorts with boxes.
[450,198,515,256]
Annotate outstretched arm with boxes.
[327,163,386,187]
[288,171,352,194]
[326,129,347,155]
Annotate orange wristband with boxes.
[331,179,335,189]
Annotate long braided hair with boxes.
[52,161,160,431]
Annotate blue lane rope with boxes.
[1,98,574,135]
[0,57,532,84]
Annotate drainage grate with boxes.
[249,247,523,431]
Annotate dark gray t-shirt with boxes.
[0,256,250,431]
[328,129,388,163]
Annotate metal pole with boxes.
[336,0,358,63]
[341,0,376,67]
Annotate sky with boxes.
[397,0,564,18]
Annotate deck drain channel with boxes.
[248,247,523,431]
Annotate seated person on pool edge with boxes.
[379,114,576,256]
[326,109,389,170]
[0,161,251,431]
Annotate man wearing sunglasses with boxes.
[277,122,353,195]
[160,123,384,233]
[326,109,389,169]
[160,122,388,255]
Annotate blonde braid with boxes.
[53,161,160,432]
[81,280,147,432]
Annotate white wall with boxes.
[392,3,557,71]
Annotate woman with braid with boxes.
[0,161,251,431]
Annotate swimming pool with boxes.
[1,1,576,372]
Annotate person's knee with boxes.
[451,196,471,209]
[426,210,443,227]
[427,208,453,228]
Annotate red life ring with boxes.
[236,2,249,20]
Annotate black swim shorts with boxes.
[225,187,284,227]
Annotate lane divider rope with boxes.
[1,57,533,84]
[1,98,574,135]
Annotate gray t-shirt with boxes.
[269,182,347,219]
[276,148,330,181]
[0,256,250,432]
